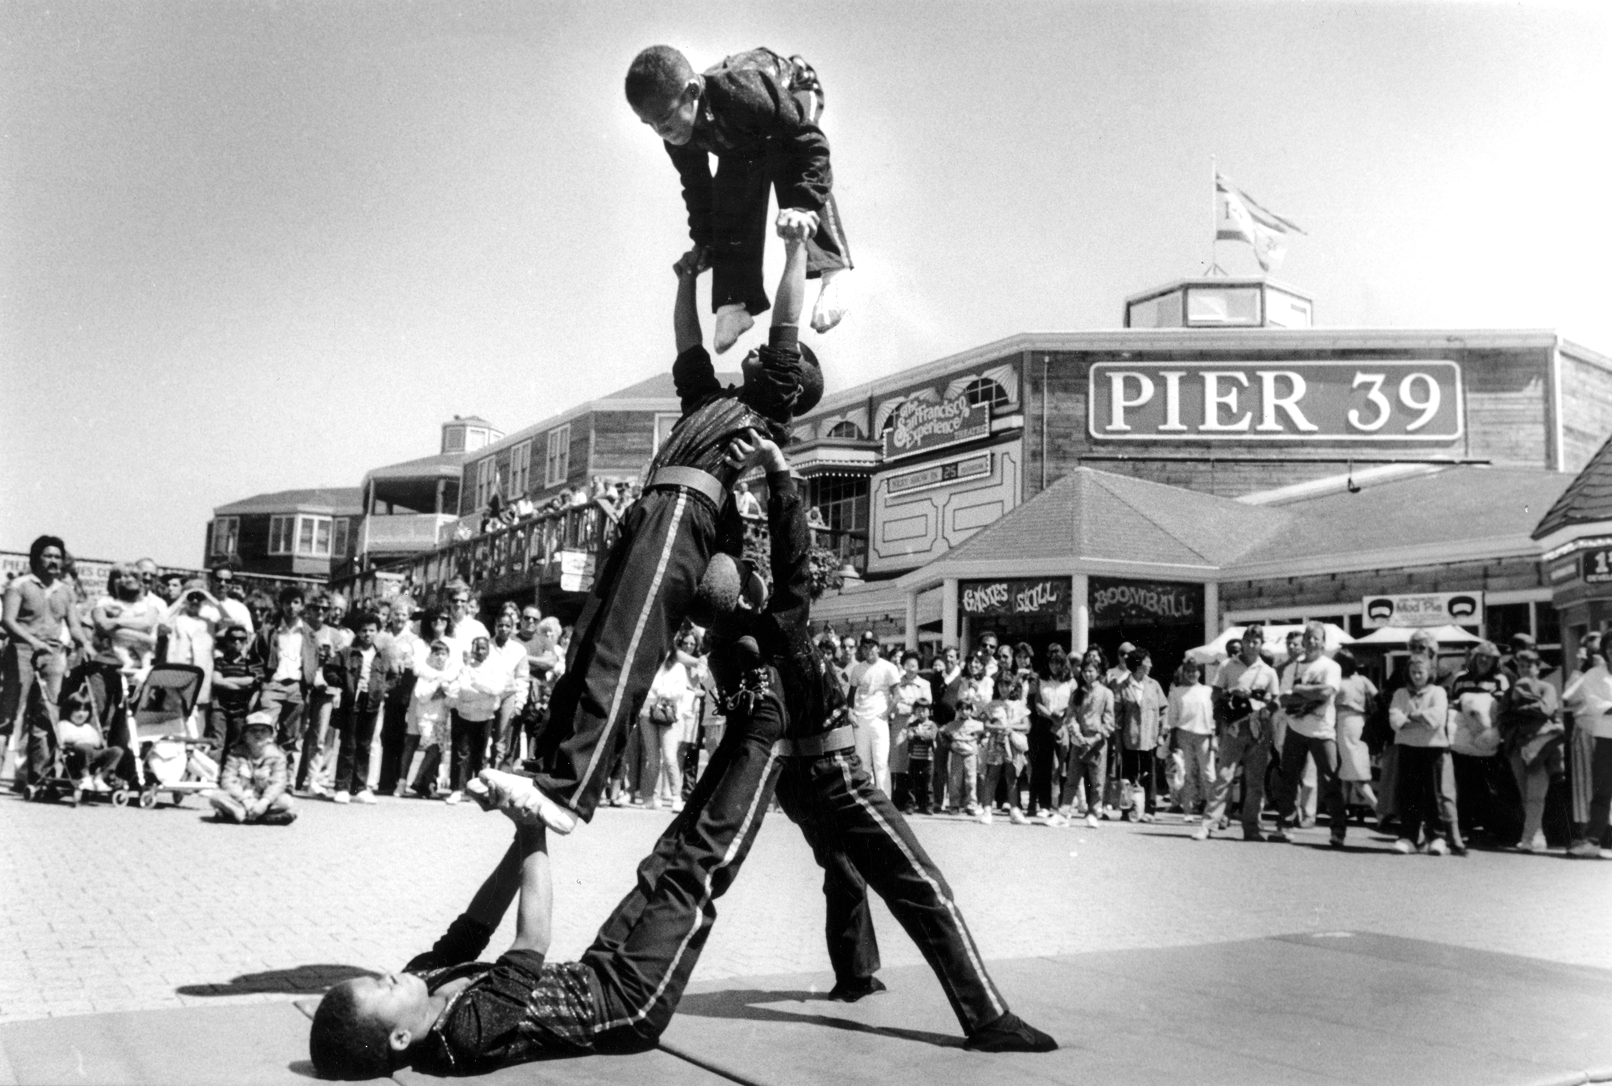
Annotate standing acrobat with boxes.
[626,45,851,353]
[522,238,821,835]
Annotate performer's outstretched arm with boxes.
[674,264,703,356]
[507,824,554,955]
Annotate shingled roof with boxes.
[1533,432,1612,539]
[603,370,742,400]
[213,488,363,516]
[363,452,466,482]
[1239,467,1571,566]
[919,467,1295,575]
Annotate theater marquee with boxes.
[1088,360,1463,441]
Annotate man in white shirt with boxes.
[445,579,491,662]
[1271,621,1347,846]
[847,631,902,794]
[208,565,254,635]
[1197,624,1283,842]
[490,610,531,769]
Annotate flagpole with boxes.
[1208,156,1225,276]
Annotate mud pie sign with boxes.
[960,578,1069,617]
[883,393,989,457]
[1361,591,1483,628]
[1089,578,1203,627]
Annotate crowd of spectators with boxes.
[7,529,1608,856]
[812,620,1612,858]
[455,477,644,541]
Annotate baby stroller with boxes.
[24,659,136,808]
[129,663,215,809]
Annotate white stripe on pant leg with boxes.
[598,742,784,1031]
[831,754,1005,1020]
[572,494,688,809]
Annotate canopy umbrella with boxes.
[1349,624,1484,648]
[1186,622,1353,666]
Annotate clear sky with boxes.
[3,0,1608,567]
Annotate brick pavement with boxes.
[1,790,1608,1024]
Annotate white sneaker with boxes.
[477,768,579,835]
[1391,838,1414,854]
[1044,812,1068,828]
[1085,813,1101,829]
[1182,814,1200,824]
[977,808,993,825]
[1191,825,1210,841]
[713,303,754,354]
[1009,809,1029,826]
[332,790,351,805]
[1428,838,1449,856]
[810,269,847,334]
[354,789,377,805]
[445,791,463,805]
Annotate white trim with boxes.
[544,424,571,489]
[895,555,1220,594]
[1485,588,1552,605]
[1223,605,1342,623]
[1551,340,1566,473]
[209,516,240,557]
[1537,526,1612,559]
[267,514,295,556]
[509,440,532,497]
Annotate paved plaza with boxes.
[2,786,1608,1027]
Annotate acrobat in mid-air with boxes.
[627,44,851,353]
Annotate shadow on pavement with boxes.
[674,988,961,1048]
[175,963,378,997]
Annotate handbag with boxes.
[648,697,679,726]
[1008,730,1029,755]
[1103,776,1133,811]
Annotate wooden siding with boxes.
[1024,344,1561,501]
[1560,348,1612,473]
[590,410,661,476]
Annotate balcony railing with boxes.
[359,513,459,553]
[380,502,622,600]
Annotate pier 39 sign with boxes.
[1088,361,1463,441]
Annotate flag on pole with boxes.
[1215,171,1305,272]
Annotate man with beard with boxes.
[3,536,90,788]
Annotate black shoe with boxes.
[1450,843,1469,857]
[965,1012,1058,1053]
[1329,835,1347,849]
[827,976,887,1002]
[1242,829,1266,842]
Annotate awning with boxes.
[1350,624,1483,648]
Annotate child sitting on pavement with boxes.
[210,710,296,825]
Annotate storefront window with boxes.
[1534,601,1561,648]
[809,476,868,570]
[1485,603,1530,645]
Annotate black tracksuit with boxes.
[709,465,1012,1037]
[665,48,851,318]
[528,343,796,822]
